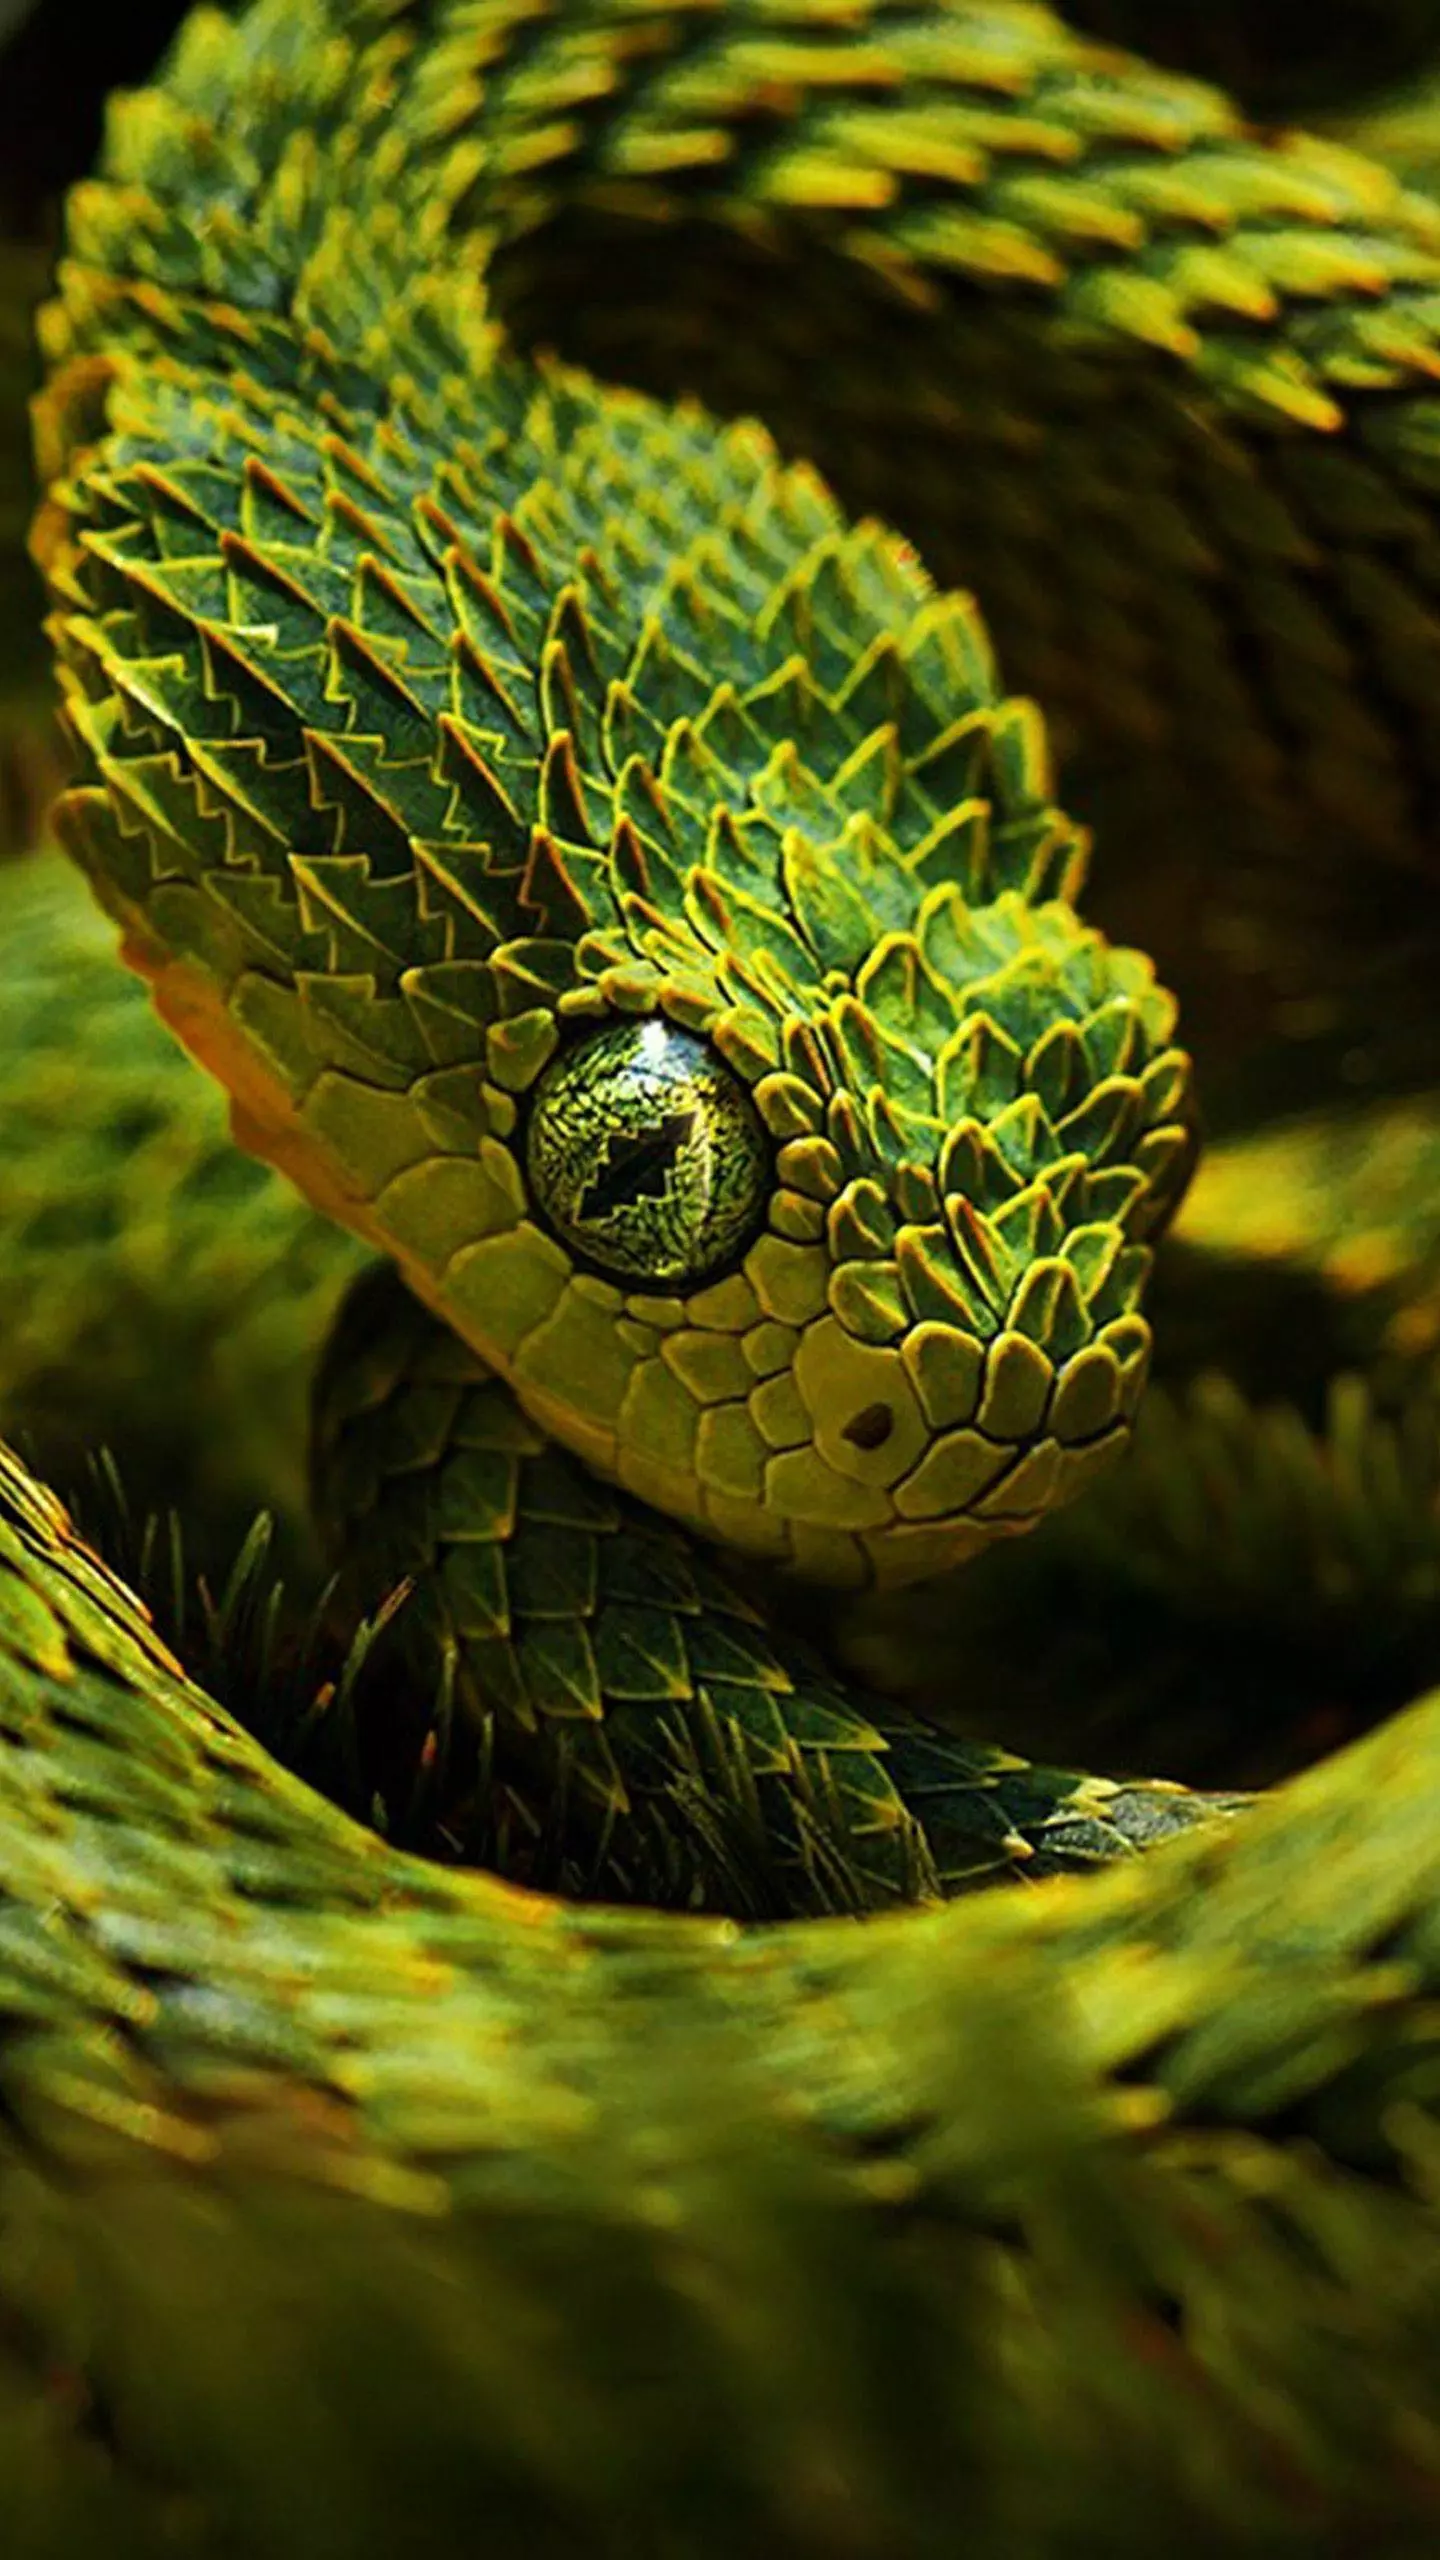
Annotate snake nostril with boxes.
[841,1402,894,1452]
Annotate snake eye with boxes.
[524,1018,771,1291]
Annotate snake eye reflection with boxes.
[524,1019,772,1290]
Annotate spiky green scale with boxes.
[308,1261,1231,1900]
[11,0,1440,2541]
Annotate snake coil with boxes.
[4,1,1440,2551]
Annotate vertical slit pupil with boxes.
[578,1108,695,1221]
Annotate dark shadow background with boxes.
[0,0,189,237]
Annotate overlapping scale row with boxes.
[45,303,1189,1580]
[312,1260,945,1903]
[40,0,1440,929]
[49,0,1440,421]
[38,0,1195,1589]
[312,1263,1235,1902]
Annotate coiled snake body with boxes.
[6,1,1440,2549]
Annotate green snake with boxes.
[8,0,1440,2547]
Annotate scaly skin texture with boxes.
[37,0,1243,1904]
[7,0,1440,2548]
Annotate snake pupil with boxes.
[579,1112,696,1221]
[524,1019,772,1289]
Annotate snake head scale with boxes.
[38,239,1195,1593]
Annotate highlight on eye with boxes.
[523,1017,772,1291]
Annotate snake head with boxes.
[503,872,1194,1590]
[40,345,1194,1588]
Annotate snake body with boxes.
[7,0,1440,2549]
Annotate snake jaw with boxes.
[88,858,1179,1596]
[448,916,1188,1593]
[52,731,1192,1595]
